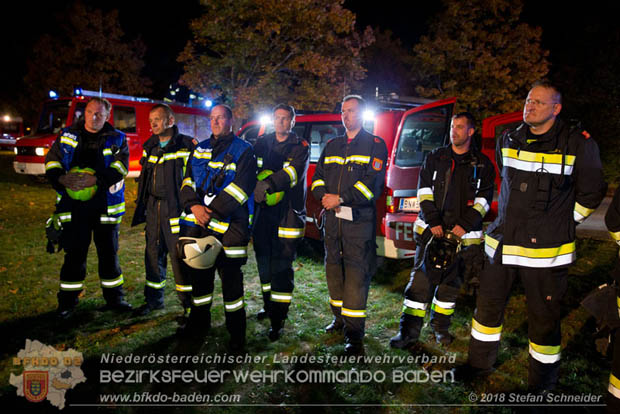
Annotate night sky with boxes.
[1,0,618,116]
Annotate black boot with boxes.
[257,291,271,320]
[389,314,422,349]
[268,318,285,341]
[176,307,210,339]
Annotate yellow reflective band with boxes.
[208,219,229,234]
[473,197,490,217]
[414,218,427,235]
[223,246,248,258]
[325,156,345,165]
[574,201,596,223]
[142,150,147,158]
[111,160,128,176]
[311,179,325,191]
[403,306,426,317]
[45,161,62,171]
[192,294,212,306]
[346,155,371,164]
[417,187,434,203]
[100,215,122,224]
[404,299,427,310]
[341,307,366,318]
[471,318,502,342]
[278,227,305,239]
[169,217,180,226]
[60,136,78,148]
[271,291,293,303]
[462,230,483,246]
[529,341,561,364]
[223,182,248,204]
[431,298,455,315]
[60,282,84,291]
[284,165,297,187]
[181,177,196,191]
[224,298,244,312]
[148,155,158,164]
[329,297,343,308]
[354,181,373,200]
[610,230,620,241]
[146,280,166,289]
[181,213,197,224]
[502,241,576,267]
[610,374,620,399]
[176,284,192,292]
[103,148,113,156]
[58,213,72,223]
[502,148,575,175]
[261,283,271,292]
[208,161,237,171]
[171,226,179,234]
[257,157,263,168]
[107,202,125,215]
[193,150,212,160]
[101,274,124,288]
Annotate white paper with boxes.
[335,206,353,221]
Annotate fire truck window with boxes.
[113,106,136,133]
[175,113,195,137]
[195,114,211,142]
[240,126,259,145]
[72,102,87,124]
[395,107,450,167]
[309,123,345,163]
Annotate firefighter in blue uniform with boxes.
[604,186,620,413]
[462,81,606,392]
[390,112,495,349]
[252,104,309,341]
[311,95,388,355]
[45,97,132,319]
[132,104,195,317]
[176,104,256,351]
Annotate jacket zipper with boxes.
[336,139,349,256]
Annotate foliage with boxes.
[411,0,549,120]
[179,0,373,123]
[21,1,151,122]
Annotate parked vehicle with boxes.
[0,115,24,149]
[13,90,211,177]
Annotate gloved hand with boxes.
[254,180,270,204]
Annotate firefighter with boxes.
[389,112,495,349]
[45,97,132,319]
[176,104,256,351]
[462,81,606,392]
[311,95,388,355]
[131,104,195,318]
[252,104,309,341]
[604,186,620,413]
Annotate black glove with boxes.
[254,180,270,204]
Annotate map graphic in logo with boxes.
[10,339,86,409]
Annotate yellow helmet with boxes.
[257,169,284,206]
[66,167,98,201]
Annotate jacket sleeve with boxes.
[180,151,202,212]
[267,142,310,193]
[44,134,67,193]
[418,152,442,228]
[457,155,496,232]
[340,138,388,206]
[209,146,257,218]
[573,134,607,224]
[311,145,328,202]
[97,134,129,188]
[605,186,620,241]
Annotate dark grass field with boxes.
[0,151,616,413]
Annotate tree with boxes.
[179,0,373,122]
[21,1,151,122]
[411,0,549,120]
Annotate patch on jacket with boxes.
[374,137,381,143]
[372,158,383,171]
[581,130,591,139]
[301,140,308,147]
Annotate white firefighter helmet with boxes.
[177,236,222,269]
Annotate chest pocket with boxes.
[348,162,367,181]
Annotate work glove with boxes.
[254,180,270,204]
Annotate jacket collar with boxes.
[145,125,183,151]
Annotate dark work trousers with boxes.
[400,244,463,338]
[144,196,191,309]
[58,207,125,309]
[608,291,620,413]
[183,254,247,344]
[253,207,297,323]
[468,260,567,391]
[324,211,376,344]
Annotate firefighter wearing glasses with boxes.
[390,112,495,349]
[311,95,388,355]
[463,81,606,392]
[176,105,256,352]
[253,104,309,341]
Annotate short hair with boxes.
[452,111,476,130]
[214,104,233,119]
[273,103,296,119]
[342,94,365,108]
[88,97,111,113]
[531,80,562,104]
[150,103,174,119]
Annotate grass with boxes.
[0,150,616,413]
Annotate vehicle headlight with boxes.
[14,147,18,155]
[35,147,47,156]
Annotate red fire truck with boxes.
[14,90,212,177]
